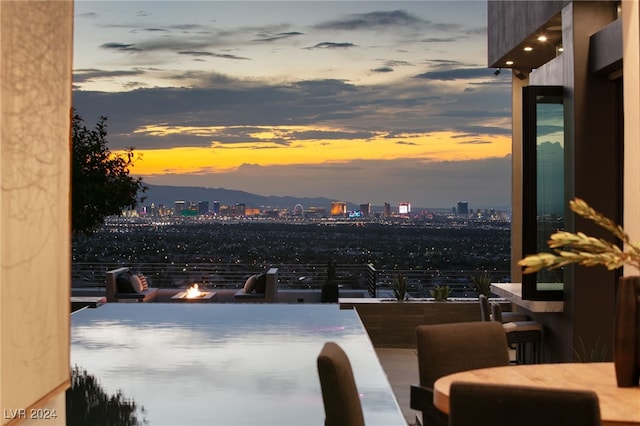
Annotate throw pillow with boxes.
[116,273,134,293]
[254,273,267,294]
[130,273,144,293]
[138,273,149,291]
[243,275,257,294]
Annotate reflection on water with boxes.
[71,304,404,426]
[66,365,147,426]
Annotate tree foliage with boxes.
[72,110,146,234]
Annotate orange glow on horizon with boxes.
[117,126,511,177]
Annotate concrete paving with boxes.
[375,348,421,426]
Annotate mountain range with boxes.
[141,184,359,211]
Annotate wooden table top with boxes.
[434,362,640,426]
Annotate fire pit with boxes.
[171,284,216,302]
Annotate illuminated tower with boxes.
[398,202,411,215]
[331,202,347,216]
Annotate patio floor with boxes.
[376,348,420,426]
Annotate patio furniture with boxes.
[491,302,543,364]
[234,268,279,302]
[478,294,529,322]
[410,321,510,426]
[105,267,158,303]
[317,341,365,426]
[434,363,637,426]
[449,382,601,426]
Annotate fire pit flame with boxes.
[185,283,203,299]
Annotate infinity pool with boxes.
[70,304,405,426]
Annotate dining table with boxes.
[433,362,640,426]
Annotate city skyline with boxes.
[72,1,512,209]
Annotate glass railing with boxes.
[72,262,510,299]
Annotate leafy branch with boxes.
[518,198,640,274]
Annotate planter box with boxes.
[339,298,513,348]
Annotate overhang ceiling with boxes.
[492,13,563,72]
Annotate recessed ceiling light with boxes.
[506,61,514,66]
[524,47,533,52]
[557,47,564,52]
[538,35,548,42]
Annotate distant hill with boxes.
[140,184,358,211]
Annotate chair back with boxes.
[491,302,503,322]
[317,342,365,426]
[416,321,510,388]
[479,294,491,321]
[449,382,601,426]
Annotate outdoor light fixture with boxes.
[494,68,501,76]
[524,46,533,52]
[514,69,527,80]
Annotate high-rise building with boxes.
[198,201,209,215]
[213,201,220,215]
[384,203,391,218]
[174,200,185,216]
[331,202,347,216]
[235,203,246,216]
[457,201,469,216]
[360,203,371,216]
[398,202,411,215]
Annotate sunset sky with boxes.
[72,1,512,209]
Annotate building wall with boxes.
[1,2,73,424]
[490,0,623,361]
[623,0,640,277]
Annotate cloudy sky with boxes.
[72,1,512,210]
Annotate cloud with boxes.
[371,67,393,73]
[305,42,356,49]
[421,37,457,43]
[101,42,142,52]
[73,68,147,83]
[253,32,304,42]
[178,51,250,60]
[73,71,512,150]
[415,68,494,81]
[140,28,169,33]
[314,10,426,31]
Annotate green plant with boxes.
[518,197,640,273]
[392,273,408,301]
[573,337,608,362]
[470,271,492,297]
[430,285,451,301]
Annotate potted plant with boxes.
[470,271,493,297]
[321,258,339,303]
[518,197,640,387]
[430,285,451,301]
[392,273,409,301]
